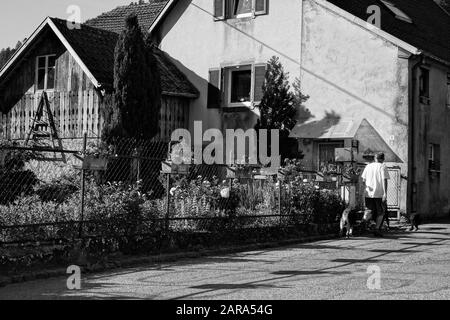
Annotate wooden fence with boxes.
[0,91,190,141]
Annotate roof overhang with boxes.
[313,0,421,56]
[290,118,403,163]
[148,0,177,34]
[0,17,102,90]
[290,118,361,140]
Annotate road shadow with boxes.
[191,283,287,290]
[369,249,421,253]
[271,270,351,276]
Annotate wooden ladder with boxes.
[25,91,66,163]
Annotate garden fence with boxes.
[0,136,345,246]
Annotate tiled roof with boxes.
[85,1,168,34]
[50,18,198,97]
[326,0,450,63]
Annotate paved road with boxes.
[1,222,450,300]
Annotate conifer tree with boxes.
[104,14,161,140]
[255,56,299,160]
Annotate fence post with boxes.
[279,177,282,225]
[79,132,87,238]
[165,173,170,233]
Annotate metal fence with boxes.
[0,136,345,246]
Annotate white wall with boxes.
[156,0,303,133]
[300,0,410,212]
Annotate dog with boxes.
[339,208,355,238]
[409,213,422,231]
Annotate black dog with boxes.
[410,214,422,231]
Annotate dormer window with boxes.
[36,54,56,91]
[214,0,268,21]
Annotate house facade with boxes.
[149,0,450,218]
[1,0,449,218]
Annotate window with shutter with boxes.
[214,0,268,20]
[208,69,222,108]
[254,0,268,16]
[253,64,266,103]
[214,0,226,20]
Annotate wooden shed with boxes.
[0,17,198,142]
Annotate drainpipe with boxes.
[408,54,424,215]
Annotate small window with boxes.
[35,54,56,91]
[419,68,430,103]
[214,0,268,20]
[429,143,441,172]
[232,0,253,18]
[230,69,252,103]
[380,0,412,23]
[208,63,266,109]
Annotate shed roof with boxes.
[85,1,169,34]
[0,17,198,98]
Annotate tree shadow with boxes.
[289,110,341,139]
[271,270,351,276]
[191,283,286,290]
[369,249,421,254]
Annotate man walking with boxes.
[361,152,390,237]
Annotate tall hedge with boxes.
[103,14,161,141]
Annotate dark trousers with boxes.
[365,197,386,230]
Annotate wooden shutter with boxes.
[208,69,222,109]
[214,0,226,20]
[254,0,268,16]
[253,64,267,103]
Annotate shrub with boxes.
[34,172,79,203]
[0,141,38,204]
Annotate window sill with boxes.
[228,101,252,108]
[215,15,254,23]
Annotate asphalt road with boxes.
[1,222,450,300]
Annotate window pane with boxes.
[38,56,46,69]
[48,56,56,68]
[37,68,45,90]
[231,70,251,103]
[47,67,55,89]
[234,0,252,15]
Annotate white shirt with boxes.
[361,162,390,198]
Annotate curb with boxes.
[0,232,338,288]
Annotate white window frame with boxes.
[35,54,56,92]
[228,0,254,19]
[226,65,253,108]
